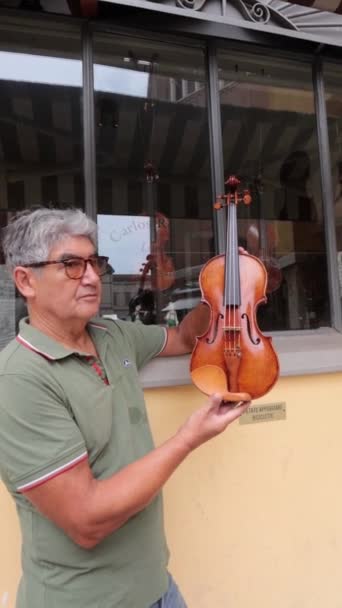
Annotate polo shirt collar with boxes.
[17,317,108,361]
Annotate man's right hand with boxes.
[177,393,251,452]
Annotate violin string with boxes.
[228,198,232,353]
[225,197,229,355]
[233,195,238,354]
[231,199,234,353]
[230,197,235,354]
[235,194,241,354]
[231,196,235,354]
[231,200,233,354]
[226,197,230,356]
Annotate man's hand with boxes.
[177,393,251,452]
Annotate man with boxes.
[0,208,250,608]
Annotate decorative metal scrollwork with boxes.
[250,3,270,22]
[175,0,208,10]
[231,0,270,24]
[174,0,299,30]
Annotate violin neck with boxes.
[146,182,157,242]
[224,203,241,307]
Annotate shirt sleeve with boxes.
[0,373,87,493]
[114,320,167,370]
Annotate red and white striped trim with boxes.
[16,335,56,360]
[17,322,107,359]
[157,327,168,356]
[17,451,88,492]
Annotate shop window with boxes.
[217,50,329,331]
[0,19,84,349]
[94,35,213,326]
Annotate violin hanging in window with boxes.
[139,209,175,293]
[190,176,279,402]
[245,174,282,294]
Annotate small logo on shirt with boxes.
[123,358,132,368]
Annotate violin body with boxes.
[190,175,279,402]
[191,252,279,401]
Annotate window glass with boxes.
[217,49,329,331]
[94,34,213,325]
[325,62,342,304]
[0,19,84,349]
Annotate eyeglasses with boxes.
[22,255,111,280]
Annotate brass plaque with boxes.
[239,402,286,425]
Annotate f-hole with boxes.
[241,313,260,345]
[206,313,224,344]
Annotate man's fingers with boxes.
[219,400,251,416]
[209,393,224,408]
[207,393,251,419]
[232,400,251,411]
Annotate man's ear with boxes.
[13,267,36,300]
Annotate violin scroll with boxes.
[214,176,252,210]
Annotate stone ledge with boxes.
[139,328,342,388]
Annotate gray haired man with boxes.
[0,208,250,608]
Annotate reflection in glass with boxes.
[325,62,342,303]
[0,22,84,349]
[218,50,329,331]
[94,35,213,324]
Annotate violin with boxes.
[140,160,175,293]
[139,211,175,292]
[190,176,279,402]
[129,211,175,323]
[246,220,282,294]
[128,163,175,323]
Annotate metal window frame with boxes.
[206,40,226,255]
[82,22,97,221]
[313,55,342,331]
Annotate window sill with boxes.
[139,327,342,389]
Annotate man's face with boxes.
[25,236,102,323]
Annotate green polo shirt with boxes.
[0,317,169,608]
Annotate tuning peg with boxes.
[214,194,227,210]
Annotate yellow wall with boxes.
[1,373,342,608]
[0,482,21,608]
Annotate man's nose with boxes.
[81,260,100,283]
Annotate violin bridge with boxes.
[223,326,241,332]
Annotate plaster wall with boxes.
[1,374,341,608]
